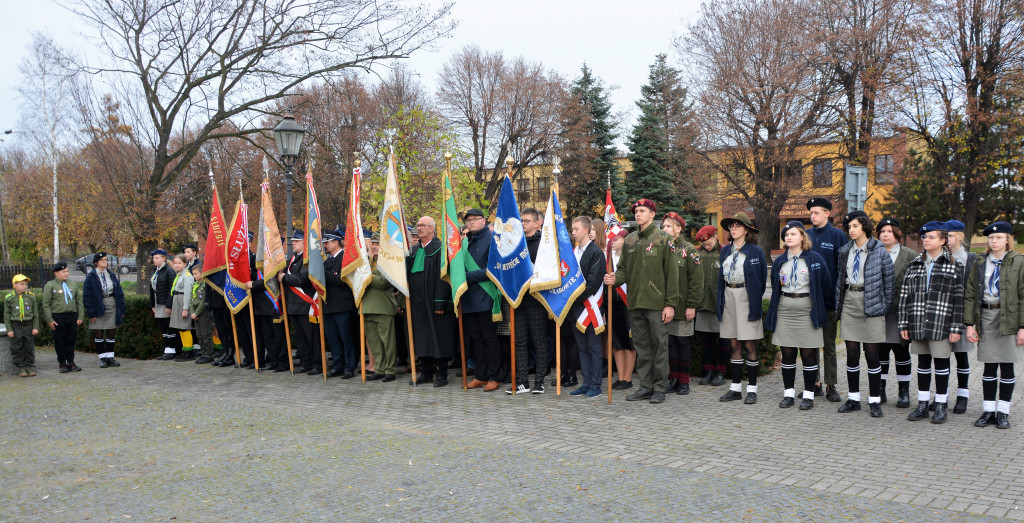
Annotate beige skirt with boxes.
[771,296,823,349]
[978,308,1024,363]
[839,290,886,344]
[911,339,953,358]
[720,286,763,341]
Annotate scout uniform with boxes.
[664,212,704,396]
[363,232,399,381]
[5,275,40,377]
[41,262,86,372]
[189,272,216,364]
[694,225,729,386]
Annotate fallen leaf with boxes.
[42,495,49,500]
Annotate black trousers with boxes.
[52,312,79,364]
[288,314,321,369]
[255,315,285,367]
[514,304,550,385]
[211,307,234,360]
[463,311,500,382]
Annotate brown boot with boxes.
[467,379,487,389]
[484,380,500,392]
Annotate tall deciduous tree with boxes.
[558,64,620,219]
[71,0,454,293]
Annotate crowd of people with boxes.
[5,196,1021,429]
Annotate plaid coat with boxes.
[897,250,965,340]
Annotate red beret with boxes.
[695,225,718,242]
[662,212,686,228]
[631,198,657,214]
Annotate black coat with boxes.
[521,231,543,309]
[570,241,606,320]
[281,252,315,315]
[322,250,356,314]
[83,269,126,326]
[149,263,173,309]
[462,227,494,314]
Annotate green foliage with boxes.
[879,149,948,235]
[7,240,41,265]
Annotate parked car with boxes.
[75,254,138,275]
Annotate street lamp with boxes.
[272,114,305,241]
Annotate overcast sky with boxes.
[2,0,704,149]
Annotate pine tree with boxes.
[625,54,703,225]
[558,64,621,219]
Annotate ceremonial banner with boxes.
[255,177,286,302]
[486,175,533,307]
[223,196,252,313]
[341,165,372,304]
[530,189,585,325]
[202,183,229,295]
[439,164,467,311]
[304,169,326,298]
[604,188,623,244]
[377,154,410,296]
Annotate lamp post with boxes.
[272,114,306,241]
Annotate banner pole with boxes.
[281,294,294,373]
[319,298,327,380]
[510,305,517,395]
[230,311,241,366]
[405,295,417,385]
[556,325,562,396]
[606,247,614,404]
[248,291,260,372]
[459,304,467,391]
[359,305,367,383]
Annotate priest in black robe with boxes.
[406,216,457,387]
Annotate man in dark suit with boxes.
[570,216,607,398]
[322,229,358,379]
[462,208,502,392]
[279,229,321,375]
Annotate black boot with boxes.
[974,411,997,427]
[698,370,714,385]
[996,412,1010,429]
[665,378,679,393]
[676,383,690,395]
[931,402,948,424]
[710,372,725,386]
[896,383,910,408]
[953,396,968,414]
[880,385,888,404]
[908,401,929,421]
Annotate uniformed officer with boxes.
[41,262,86,372]
[5,274,40,377]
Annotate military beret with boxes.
[662,212,686,227]
[806,197,832,211]
[983,221,1013,236]
[93,252,107,264]
[877,217,901,230]
[920,221,948,234]
[150,249,168,257]
[52,261,68,272]
[944,219,966,232]
[843,210,870,227]
[780,220,806,240]
[695,225,717,242]
[631,199,657,214]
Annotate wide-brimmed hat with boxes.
[720,212,758,233]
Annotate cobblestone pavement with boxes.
[1,347,1020,521]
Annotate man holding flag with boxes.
[507,207,550,395]
[280,230,321,375]
[463,208,502,392]
[322,227,358,379]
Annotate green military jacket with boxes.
[4,291,41,330]
[613,223,679,311]
[361,263,398,316]
[190,282,207,317]
[965,251,1024,337]
[670,238,704,311]
[41,279,86,323]
[696,245,721,312]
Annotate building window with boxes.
[813,160,832,187]
[536,177,550,193]
[875,154,894,184]
[786,160,803,188]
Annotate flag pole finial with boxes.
[444,152,452,171]
[505,156,514,179]
[607,171,611,190]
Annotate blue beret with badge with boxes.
[983,221,1013,236]
[919,221,948,234]
[944,219,966,232]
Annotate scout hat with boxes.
[695,225,717,242]
[806,197,832,211]
[919,221,948,234]
[842,210,869,228]
[720,212,759,233]
[12,274,29,284]
[93,252,107,264]
[662,212,686,228]
[780,220,806,240]
[944,220,966,232]
[150,249,168,257]
[983,221,1013,236]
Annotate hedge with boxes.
[684,299,780,377]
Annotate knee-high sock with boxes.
[983,363,999,404]
[678,336,691,383]
[746,359,759,388]
[730,359,744,385]
[180,330,194,350]
[781,348,797,391]
[700,332,716,372]
[998,363,1015,414]
[846,342,861,400]
[894,344,913,382]
[953,350,970,397]
[865,344,881,402]
[717,337,730,373]
[934,357,951,402]
[917,355,933,402]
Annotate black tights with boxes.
[846,341,882,398]
[93,329,116,355]
[917,355,951,397]
[780,347,818,393]
[953,350,971,392]
[729,339,758,386]
[668,335,691,382]
[699,330,730,372]
[982,362,1015,403]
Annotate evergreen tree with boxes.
[558,64,621,219]
[625,54,703,226]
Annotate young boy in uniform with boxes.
[189,263,216,364]
[41,261,86,372]
[5,274,40,377]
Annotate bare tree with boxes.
[70,0,454,285]
[436,46,565,204]
[680,0,840,251]
[898,0,1024,234]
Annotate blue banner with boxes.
[530,189,585,325]
[486,175,534,307]
[205,268,249,311]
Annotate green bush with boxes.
[687,299,780,377]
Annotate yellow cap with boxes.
[12,274,30,284]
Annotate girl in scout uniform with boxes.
[898,221,965,424]
[83,253,126,368]
[716,212,767,405]
[694,225,729,386]
[965,221,1023,429]
[609,230,635,390]
[169,254,196,361]
[835,211,894,418]
[944,219,979,414]
[766,221,828,410]
[877,217,918,408]
[662,212,704,395]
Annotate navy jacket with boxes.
[83,269,126,326]
[717,242,768,322]
[765,250,829,331]
[322,250,356,314]
[462,227,495,314]
[835,238,894,317]
[570,241,606,320]
[807,223,845,310]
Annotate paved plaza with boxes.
[2,346,1022,521]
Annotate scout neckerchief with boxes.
[18,292,25,320]
[151,263,164,290]
[462,236,502,320]
[62,280,72,304]
[172,270,184,293]
[990,254,1003,297]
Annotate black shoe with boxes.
[744,392,757,404]
[931,402,948,424]
[382,374,397,383]
[562,375,579,387]
[69,363,81,372]
[880,389,888,404]
[617,380,633,390]
[274,365,290,373]
[799,398,814,410]
[837,399,861,413]
[953,396,968,414]
[327,368,344,378]
[242,362,255,370]
[306,367,321,375]
[59,363,69,373]
[625,388,653,401]
[996,412,1010,429]
[676,383,690,395]
[928,401,936,412]
[219,359,236,368]
[195,357,214,364]
[611,379,624,390]
[365,372,383,381]
[157,353,176,361]
[908,401,929,421]
[649,391,666,404]
[175,352,196,362]
[107,358,120,367]
[719,390,742,402]
[825,385,841,402]
[99,358,109,369]
[710,372,725,386]
[814,383,823,397]
[896,384,910,408]
[974,411,997,427]
[869,404,883,417]
[340,371,355,379]
[414,373,434,384]
[665,378,679,393]
[698,371,714,385]
[779,397,795,408]
[432,375,446,387]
